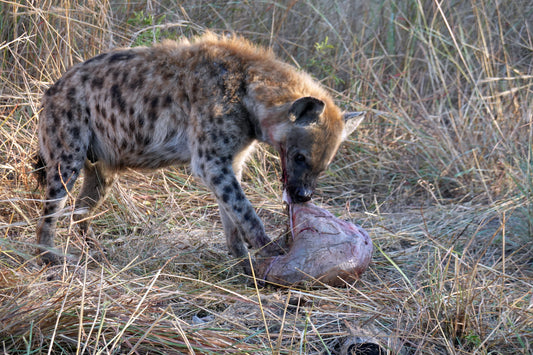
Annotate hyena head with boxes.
[280,96,364,203]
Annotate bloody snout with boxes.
[288,185,313,203]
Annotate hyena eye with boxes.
[294,154,306,163]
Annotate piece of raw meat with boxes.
[256,201,373,286]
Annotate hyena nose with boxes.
[293,186,313,203]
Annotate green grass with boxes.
[1,0,532,353]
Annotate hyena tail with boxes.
[33,153,47,187]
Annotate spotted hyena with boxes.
[35,33,364,270]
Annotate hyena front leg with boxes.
[218,145,259,260]
[198,159,282,260]
[219,206,249,257]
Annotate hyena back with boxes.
[36,33,364,269]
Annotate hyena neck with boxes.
[244,97,292,150]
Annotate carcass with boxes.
[257,199,373,286]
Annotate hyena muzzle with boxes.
[34,33,364,272]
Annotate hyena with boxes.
[35,33,364,270]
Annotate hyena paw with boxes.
[258,238,287,257]
[38,247,64,266]
[86,246,108,263]
[238,258,256,277]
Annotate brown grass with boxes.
[1,0,532,353]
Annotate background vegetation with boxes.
[1,0,531,353]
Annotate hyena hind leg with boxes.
[73,160,117,247]
[36,159,84,265]
[36,158,115,265]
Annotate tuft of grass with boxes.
[1,0,532,353]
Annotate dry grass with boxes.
[1,0,532,353]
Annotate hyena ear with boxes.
[341,111,365,140]
[289,97,325,126]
